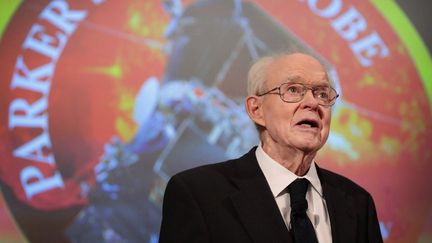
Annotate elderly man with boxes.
[159,53,382,243]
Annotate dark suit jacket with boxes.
[159,147,383,243]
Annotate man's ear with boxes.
[245,96,265,127]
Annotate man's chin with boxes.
[294,139,323,153]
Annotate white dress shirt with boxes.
[256,145,332,243]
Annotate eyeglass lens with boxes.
[280,83,337,105]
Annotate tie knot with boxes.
[288,178,309,212]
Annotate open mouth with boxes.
[296,119,319,128]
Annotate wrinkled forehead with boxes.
[283,75,330,87]
[266,54,329,86]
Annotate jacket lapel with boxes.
[318,167,357,243]
[228,148,292,243]
[225,149,359,242]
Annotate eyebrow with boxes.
[285,75,302,82]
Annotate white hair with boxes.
[247,55,277,96]
[247,53,334,96]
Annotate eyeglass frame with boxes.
[256,82,339,107]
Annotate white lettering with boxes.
[307,0,342,18]
[22,24,67,60]
[9,98,48,129]
[40,0,87,36]
[20,166,64,199]
[10,56,54,95]
[7,0,96,199]
[331,6,367,41]
[302,0,389,66]
[350,31,389,67]
[13,132,54,165]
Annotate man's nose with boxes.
[300,89,319,108]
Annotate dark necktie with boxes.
[288,178,318,243]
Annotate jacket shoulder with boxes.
[170,158,237,187]
[318,167,372,197]
[170,147,256,188]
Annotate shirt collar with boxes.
[256,144,323,198]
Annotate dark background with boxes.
[396,0,431,53]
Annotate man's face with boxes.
[252,54,333,153]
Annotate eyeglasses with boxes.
[257,82,339,106]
